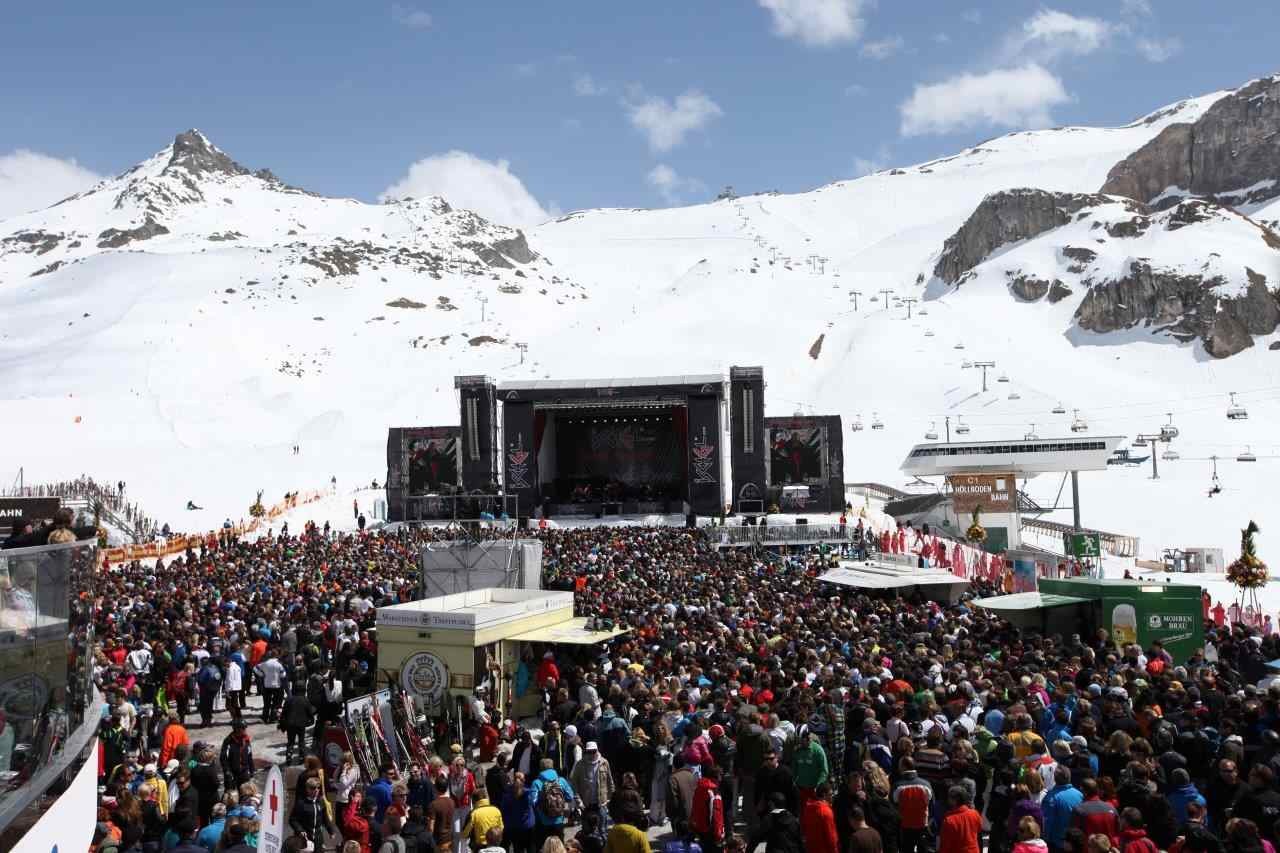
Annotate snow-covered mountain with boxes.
[5,78,1280,560]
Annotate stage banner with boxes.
[687,394,722,514]
[946,472,1017,514]
[503,401,537,513]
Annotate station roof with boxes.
[971,592,1092,612]
[901,436,1125,475]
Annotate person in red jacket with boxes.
[691,764,726,853]
[939,785,983,853]
[1072,779,1119,846]
[1116,808,1159,853]
[342,790,373,853]
[535,652,560,690]
[801,782,840,853]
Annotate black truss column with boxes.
[729,366,766,513]
[455,375,498,493]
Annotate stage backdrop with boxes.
[555,416,682,485]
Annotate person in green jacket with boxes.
[791,732,829,809]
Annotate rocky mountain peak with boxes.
[164,129,249,179]
[1101,75,1280,209]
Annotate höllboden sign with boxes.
[947,473,1016,514]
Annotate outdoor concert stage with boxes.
[385,367,846,521]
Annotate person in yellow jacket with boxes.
[461,789,503,851]
[142,763,170,817]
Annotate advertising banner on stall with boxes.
[947,473,1016,514]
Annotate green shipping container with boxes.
[1037,577,1204,665]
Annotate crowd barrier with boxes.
[101,487,332,565]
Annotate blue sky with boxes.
[1,1,1278,225]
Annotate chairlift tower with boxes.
[966,360,996,392]
[877,288,894,309]
[849,290,863,310]
[901,297,918,319]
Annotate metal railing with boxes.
[846,482,910,502]
[1020,517,1139,558]
[713,524,856,546]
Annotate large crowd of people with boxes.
[77,519,1280,853]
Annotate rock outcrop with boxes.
[933,189,1119,284]
[96,217,170,248]
[1101,76,1280,208]
[1074,263,1280,358]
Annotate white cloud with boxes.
[860,35,905,60]
[1121,0,1152,17]
[391,4,432,30]
[899,63,1070,137]
[573,73,606,97]
[380,151,552,227]
[1011,9,1114,59]
[961,9,982,24]
[843,83,869,97]
[0,150,102,222]
[933,32,951,44]
[514,62,538,78]
[1136,35,1181,62]
[625,89,724,153]
[757,0,867,47]
[645,164,705,205]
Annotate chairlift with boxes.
[852,414,864,433]
[1025,424,1039,440]
[924,330,935,337]
[955,417,971,436]
[925,421,939,441]
[997,373,1010,383]
[1227,392,1248,420]
[1160,412,1179,440]
[1052,402,1067,415]
[1070,409,1088,433]
[871,412,885,430]
[954,342,966,350]
[961,360,973,369]
[918,307,929,316]
[1008,391,1021,401]
[870,295,879,303]
[1132,436,1148,448]
[1237,446,1257,462]
[1161,449,1180,461]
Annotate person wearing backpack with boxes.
[530,758,575,851]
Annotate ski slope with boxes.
[5,87,1280,563]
